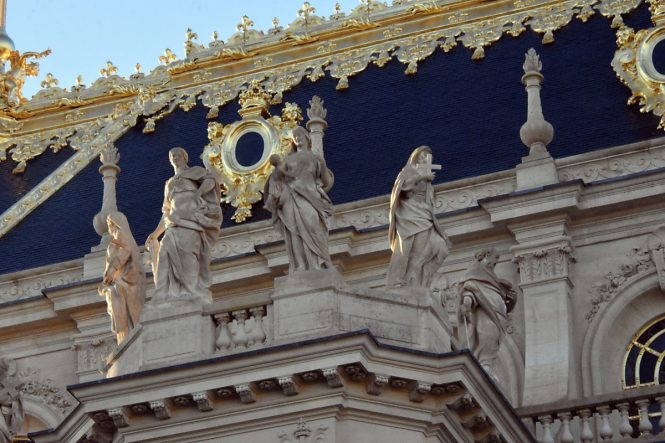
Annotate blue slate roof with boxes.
[0,4,660,275]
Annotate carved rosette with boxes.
[513,244,575,284]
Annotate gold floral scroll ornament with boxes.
[203,80,302,222]
[612,2,665,130]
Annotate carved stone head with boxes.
[290,126,311,151]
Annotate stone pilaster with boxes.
[509,216,577,406]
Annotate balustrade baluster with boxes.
[578,409,594,443]
[248,306,267,346]
[231,310,249,348]
[214,312,232,351]
[538,415,555,443]
[636,399,654,435]
[657,396,665,431]
[557,412,574,443]
[596,406,613,441]
[616,403,633,438]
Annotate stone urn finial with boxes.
[519,48,554,160]
[92,145,121,248]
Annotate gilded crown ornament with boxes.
[238,79,272,117]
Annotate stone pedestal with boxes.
[515,154,558,191]
[271,269,451,353]
[105,299,216,377]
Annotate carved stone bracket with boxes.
[149,400,171,420]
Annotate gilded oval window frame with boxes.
[220,117,280,175]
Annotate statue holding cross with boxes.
[386,146,450,289]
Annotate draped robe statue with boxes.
[386,146,450,288]
[147,147,222,300]
[458,248,517,382]
[265,126,334,273]
[99,211,146,344]
[0,359,22,443]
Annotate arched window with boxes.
[623,315,665,389]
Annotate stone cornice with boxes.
[46,331,533,443]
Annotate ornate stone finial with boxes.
[40,72,58,89]
[211,30,219,42]
[306,96,328,159]
[519,48,553,159]
[238,80,271,117]
[522,47,542,73]
[158,48,177,65]
[99,61,118,78]
[92,145,121,247]
[516,48,558,190]
[306,95,327,120]
[74,74,85,89]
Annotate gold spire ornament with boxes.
[99,61,118,78]
[158,48,177,65]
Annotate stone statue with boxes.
[146,147,222,301]
[0,359,23,443]
[458,248,517,382]
[386,146,450,288]
[264,126,334,272]
[99,211,146,344]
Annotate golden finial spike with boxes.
[99,61,118,77]
[158,48,177,65]
[40,73,58,89]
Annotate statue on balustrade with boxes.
[386,146,450,288]
[98,211,146,344]
[458,248,517,382]
[0,359,23,443]
[146,147,223,300]
[264,126,335,273]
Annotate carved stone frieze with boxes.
[0,267,82,303]
[513,245,575,284]
[585,246,653,321]
[558,144,665,182]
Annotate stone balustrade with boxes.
[212,305,271,353]
[518,385,665,442]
